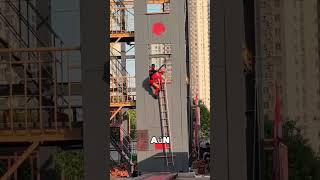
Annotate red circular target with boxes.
[152,22,166,36]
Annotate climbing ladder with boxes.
[158,79,174,168]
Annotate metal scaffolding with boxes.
[0,0,138,178]
[0,47,80,134]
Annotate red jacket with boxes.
[150,71,164,84]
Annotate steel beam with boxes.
[80,0,109,179]
[110,106,123,121]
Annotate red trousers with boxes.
[149,78,163,96]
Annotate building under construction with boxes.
[0,0,193,179]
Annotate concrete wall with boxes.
[135,0,189,172]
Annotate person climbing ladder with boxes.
[149,64,166,99]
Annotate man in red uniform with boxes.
[149,64,166,98]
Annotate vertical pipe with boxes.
[128,110,131,138]
[9,53,13,131]
[53,52,58,130]
[38,52,42,130]
[121,4,125,32]
[67,52,72,129]
[185,0,193,164]
[60,42,64,107]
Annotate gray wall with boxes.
[135,0,189,172]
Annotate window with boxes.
[146,0,170,14]
[264,102,269,109]
[149,43,173,83]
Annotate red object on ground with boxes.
[154,143,170,150]
[152,22,166,36]
[110,163,129,178]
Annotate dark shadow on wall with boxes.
[143,77,154,97]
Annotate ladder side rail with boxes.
[159,89,170,166]
[163,79,174,166]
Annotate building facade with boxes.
[188,0,210,109]
[258,0,320,154]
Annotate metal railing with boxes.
[0,47,136,132]
[110,1,134,34]
[110,76,136,105]
[0,47,80,131]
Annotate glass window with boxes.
[146,0,170,14]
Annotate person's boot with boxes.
[153,94,158,99]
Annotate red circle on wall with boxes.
[152,22,166,36]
